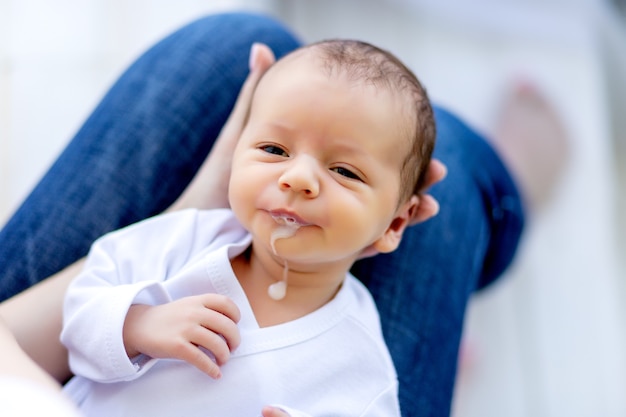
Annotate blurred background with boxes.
[1,0,626,415]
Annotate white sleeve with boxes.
[60,209,229,383]
[360,383,401,417]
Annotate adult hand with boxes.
[122,294,241,379]
[408,159,447,226]
[169,43,277,212]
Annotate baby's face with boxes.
[229,51,411,268]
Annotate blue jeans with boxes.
[0,12,523,417]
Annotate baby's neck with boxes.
[230,248,346,328]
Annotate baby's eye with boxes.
[260,145,288,157]
[332,167,362,181]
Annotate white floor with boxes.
[2,1,626,416]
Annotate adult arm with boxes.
[0,261,82,383]
[0,314,63,391]
[0,320,81,417]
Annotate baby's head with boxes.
[230,39,436,261]
[304,39,435,203]
[251,40,435,203]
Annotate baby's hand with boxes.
[122,294,241,379]
[261,406,291,417]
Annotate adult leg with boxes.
[352,107,524,417]
[0,13,301,301]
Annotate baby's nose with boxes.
[278,156,320,197]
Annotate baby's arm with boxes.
[61,210,237,382]
[122,294,240,379]
[61,246,168,382]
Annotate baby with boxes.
[61,38,435,417]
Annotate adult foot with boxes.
[490,81,569,212]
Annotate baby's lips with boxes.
[273,215,297,226]
[269,210,310,227]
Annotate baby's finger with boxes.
[172,340,223,379]
[197,295,241,352]
[189,325,233,366]
[197,308,241,353]
[199,294,241,324]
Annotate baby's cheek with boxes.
[334,211,376,244]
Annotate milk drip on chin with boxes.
[268,215,300,300]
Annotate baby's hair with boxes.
[303,39,436,203]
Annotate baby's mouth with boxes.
[273,215,298,226]
[269,210,310,227]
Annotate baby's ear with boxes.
[372,195,419,254]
